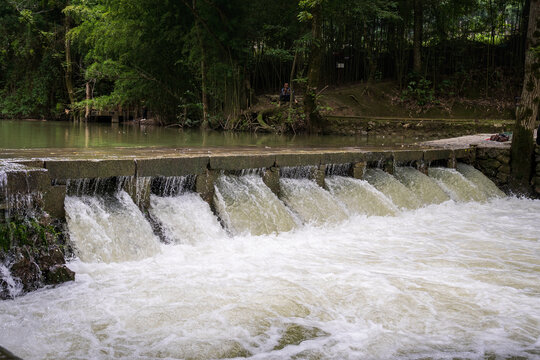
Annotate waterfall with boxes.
[363,168,422,209]
[428,167,488,202]
[280,166,317,179]
[325,163,352,177]
[279,178,349,224]
[325,176,397,216]
[149,193,226,244]
[65,191,160,263]
[394,167,450,205]
[0,264,23,299]
[457,163,505,198]
[151,176,196,197]
[214,174,297,235]
[0,163,46,218]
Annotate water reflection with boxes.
[0,120,436,149]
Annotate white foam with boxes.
[1,197,538,360]
[280,178,349,225]
[325,176,397,216]
[149,193,226,244]
[65,191,160,263]
[214,174,297,235]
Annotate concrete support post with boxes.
[43,185,66,219]
[469,145,478,165]
[313,165,326,188]
[352,161,366,179]
[195,169,219,212]
[447,152,457,169]
[262,166,281,197]
[123,177,151,210]
[417,161,429,175]
[383,158,395,175]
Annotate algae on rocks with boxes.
[0,217,74,300]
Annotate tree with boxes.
[413,0,423,73]
[510,0,540,194]
[299,0,325,132]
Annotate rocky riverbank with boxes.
[0,217,74,300]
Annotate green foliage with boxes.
[0,0,529,126]
[401,77,437,106]
[0,218,60,252]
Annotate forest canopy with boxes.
[0,0,531,127]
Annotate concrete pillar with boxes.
[447,152,457,169]
[383,158,395,175]
[262,166,281,197]
[43,185,66,219]
[468,144,478,165]
[195,169,219,212]
[352,162,366,179]
[313,165,326,188]
[122,177,151,210]
[417,161,428,175]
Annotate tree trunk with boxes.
[193,0,209,130]
[510,0,540,194]
[64,15,75,112]
[413,0,423,74]
[84,82,90,121]
[304,3,323,133]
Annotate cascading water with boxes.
[151,175,196,197]
[65,190,160,263]
[457,163,505,198]
[394,167,451,205]
[325,176,397,216]
[279,178,349,224]
[1,196,539,360]
[363,168,422,209]
[2,163,538,360]
[429,167,488,202]
[149,192,226,244]
[280,165,317,179]
[214,174,297,235]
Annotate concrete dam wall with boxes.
[0,147,477,220]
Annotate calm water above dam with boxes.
[0,120,436,149]
[0,166,539,359]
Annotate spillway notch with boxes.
[280,166,318,179]
[150,175,197,197]
[325,163,353,177]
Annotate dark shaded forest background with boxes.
[0,0,531,128]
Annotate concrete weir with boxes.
[1,147,476,219]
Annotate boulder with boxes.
[10,249,42,293]
[44,265,75,285]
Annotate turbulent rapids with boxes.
[1,164,539,360]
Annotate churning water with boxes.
[1,166,539,360]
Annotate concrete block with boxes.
[262,167,281,197]
[364,150,392,165]
[5,169,50,194]
[321,151,364,165]
[196,170,219,212]
[209,154,275,171]
[275,153,322,167]
[43,185,66,219]
[14,160,45,169]
[393,150,423,164]
[136,157,208,177]
[352,162,366,179]
[46,160,135,180]
[314,165,326,188]
[423,149,452,163]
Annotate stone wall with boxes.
[535,145,540,197]
[474,144,540,197]
[474,147,511,192]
